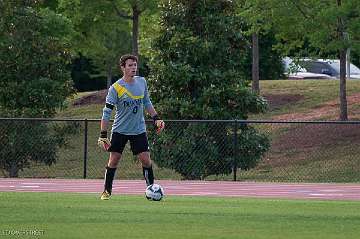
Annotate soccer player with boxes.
[97,54,165,200]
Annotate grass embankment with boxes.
[10,80,360,182]
[58,80,360,120]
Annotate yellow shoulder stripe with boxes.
[113,83,143,99]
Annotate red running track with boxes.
[0,178,360,201]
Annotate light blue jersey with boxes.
[102,77,153,135]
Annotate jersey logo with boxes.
[113,83,143,100]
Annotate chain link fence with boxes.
[0,118,359,182]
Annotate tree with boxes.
[71,54,106,92]
[148,0,270,179]
[0,1,74,177]
[236,0,285,93]
[252,32,260,93]
[109,0,158,59]
[236,0,272,94]
[59,0,132,88]
[262,0,360,120]
[59,0,158,88]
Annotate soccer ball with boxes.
[145,184,164,201]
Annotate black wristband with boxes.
[152,115,160,126]
[100,131,107,138]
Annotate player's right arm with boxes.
[98,87,118,151]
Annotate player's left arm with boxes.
[143,78,165,133]
[145,106,165,133]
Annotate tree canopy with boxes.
[0,1,75,177]
[263,0,360,120]
[148,0,270,179]
[0,1,74,117]
[149,0,267,120]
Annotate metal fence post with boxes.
[83,119,88,179]
[233,120,238,181]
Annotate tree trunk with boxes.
[339,49,348,120]
[132,5,140,59]
[9,160,18,178]
[252,33,260,94]
[112,2,139,59]
[107,62,113,89]
[337,0,347,121]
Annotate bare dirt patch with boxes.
[263,94,304,111]
[261,93,360,168]
[72,90,107,106]
[262,121,360,168]
[270,123,360,155]
[73,92,306,111]
[273,93,360,121]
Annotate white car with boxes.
[301,59,360,79]
[283,57,333,80]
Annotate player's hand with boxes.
[152,115,165,134]
[97,131,111,151]
[155,119,165,134]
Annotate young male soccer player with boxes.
[97,54,164,200]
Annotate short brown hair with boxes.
[119,54,138,67]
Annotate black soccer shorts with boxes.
[108,132,149,155]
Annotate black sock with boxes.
[104,166,117,194]
[143,166,154,186]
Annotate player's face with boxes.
[121,59,137,78]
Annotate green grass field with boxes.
[0,192,359,239]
